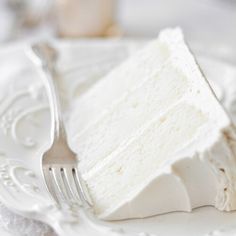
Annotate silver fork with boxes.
[27,42,93,210]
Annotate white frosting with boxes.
[69,28,236,220]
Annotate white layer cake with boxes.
[70,28,236,220]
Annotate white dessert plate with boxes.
[0,40,236,236]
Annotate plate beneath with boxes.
[0,40,236,236]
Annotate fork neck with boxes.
[42,64,67,142]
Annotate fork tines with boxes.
[43,165,92,209]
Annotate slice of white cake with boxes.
[70,28,236,220]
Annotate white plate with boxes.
[0,40,236,236]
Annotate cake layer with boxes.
[84,102,208,214]
[76,65,189,174]
[69,32,173,137]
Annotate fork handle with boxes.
[28,43,67,142]
[37,58,67,144]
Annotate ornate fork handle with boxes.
[29,43,66,142]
